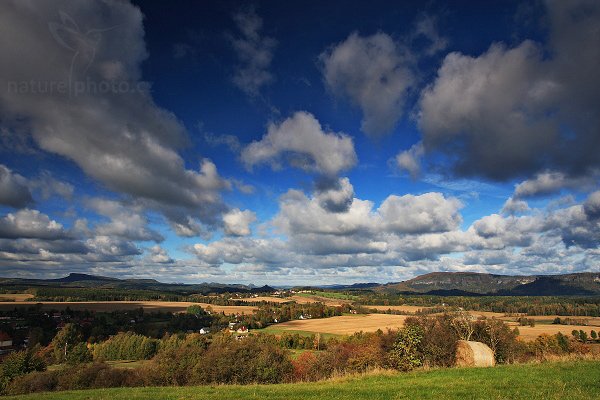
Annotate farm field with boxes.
[466,311,600,325]
[5,360,600,400]
[288,294,347,306]
[0,301,256,315]
[510,324,598,340]
[262,312,599,340]
[364,305,434,313]
[238,294,350,306]
[514,315,600,326]
[237,296,292,303]
[262,313,408,335]
[297,291,359,301]
[0,293,34,301]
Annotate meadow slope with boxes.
[6,361,600,400]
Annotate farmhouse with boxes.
[0,331,15,358]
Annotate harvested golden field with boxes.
[266,314,408,335]
[520,315,600,326]
[466,312,600,326]
[237,296,293,303]
[0,293,34,301]
[264,311,599,339]
[289,295,347,307]
[238,295,347,307]
[0,301,256,315]
[364,305,434,313]
[510,323,598,340]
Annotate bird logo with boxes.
[48,11,119,93]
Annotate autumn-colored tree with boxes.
[66,343,92,365]
[388,325,424,371]
[0,350,45,391]
[51,324,83,363]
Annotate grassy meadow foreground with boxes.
[6,361,600,400]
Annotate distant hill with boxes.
[312,282,382,290]
[0,273,275,295]
[378,272,600,296]
[48,273,121,283]
[1,271,599,297]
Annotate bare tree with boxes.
[451,311,475,341]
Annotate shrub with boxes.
[388,325,424,371]
[5,370,59,395]
[189,335,293,385]
[92,332,159,361]
[145,345,205,386]
[291,351,322,381]
[472,318,519,364]
[0,349,46,392]
[51,323,83,363]
[66,343,92,365]
[404,314,459,367]
[529,334,566,359]
[56,363,134,391]
[517,317,535,327]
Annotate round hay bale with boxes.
[455,340,495,367]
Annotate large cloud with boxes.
[514,171,597,198]
[0,165,33,208]
[273,188,463,256]
[222,208,256,236]
[185,183,600,283]
[315,177,354,213]
[241,111,357,177]
[86,198,163,242]
[583,191,600,220]
[419,41,556,179]
[0,209,68,240]
[320,32,415,136]
[378,193,462,234]
[2,190,598,283]
[418,0,600,181]
[0,1,229,234]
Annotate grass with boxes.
[6,361,600,400]
[296,291,358,301]
[105,360,149,369]
[46,360,149,372]
[258,326,341,339]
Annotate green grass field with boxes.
[258,325,342,339]
[46,360,150,372]
[6,360,600,400]
[296,291,359,301]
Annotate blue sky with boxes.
[0,0,599,284]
